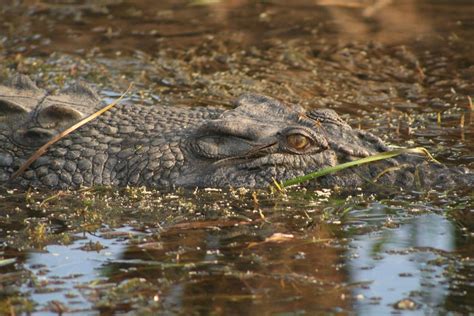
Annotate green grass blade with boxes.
[0,258,16,267]
[281,147,438,188]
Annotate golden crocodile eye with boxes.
[286,134,310,150]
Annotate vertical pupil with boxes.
[288,134,308,149]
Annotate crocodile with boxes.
[0,75,471,190]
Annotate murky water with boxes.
[0,0,473,314]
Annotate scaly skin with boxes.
[0,75,472,190]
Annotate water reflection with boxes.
[205,0,434,43]
[0,188,474,315]
[24,229,130,314]
[350,214,454,314]
[103,219,351,314]
[3,0,473,56]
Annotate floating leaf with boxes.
[248,233,294,248]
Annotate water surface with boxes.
[0,0,473,314]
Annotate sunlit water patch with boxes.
[23,229,135,314]
[350,214,455,314]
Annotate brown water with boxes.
[0,0,473,315]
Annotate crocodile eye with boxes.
[286,134,310,150]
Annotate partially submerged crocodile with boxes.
[0,75,471,190]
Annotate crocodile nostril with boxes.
[23,128,55,140]
[13,127,55,147]
[0,99,28,116]
[37,104,83,128]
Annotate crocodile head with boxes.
[179,94,391,188]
